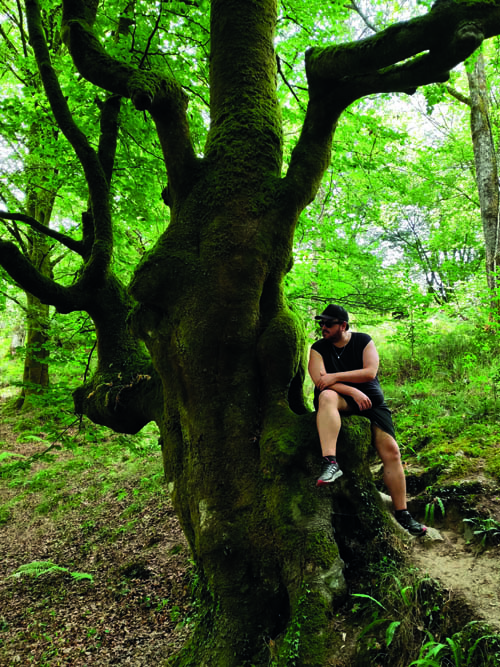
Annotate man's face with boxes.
[318,319,345,343]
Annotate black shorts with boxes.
[341,396,396,439]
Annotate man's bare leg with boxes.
[316,389,350,456]
[372,425,407,510]
[315,390,349,485]
[372,425,426,536]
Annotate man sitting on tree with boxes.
[308,304,426,537]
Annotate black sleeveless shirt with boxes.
[311,332,385,407]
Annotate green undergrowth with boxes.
[346,559,500,667]
[378,316,500,485]
[0,408,163,519]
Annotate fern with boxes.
[0,452,26,462]
[9,560,93,582]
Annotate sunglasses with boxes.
[318,319,341,328]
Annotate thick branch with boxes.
[0,239,80,313]
[306,3,500,87]
[25,0,112,288]
[61,0,197,198]
[71,276,163,433]
[97,94,122,188]
[0,211,84,254]
[285,0,500,211]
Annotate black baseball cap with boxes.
[315,305,349,328]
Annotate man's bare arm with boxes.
[308,349,372,411]
[311,341,380,390]
[327,382,372,411]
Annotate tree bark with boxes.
[466,50,500,315]
[16,123,56,409]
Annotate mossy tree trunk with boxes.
[2,0,500,664]
[127,6,351,660]
[16,130,55,409]
[466,50,500,317]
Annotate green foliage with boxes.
[424,497,445,526]
[352,559,500,667]
[376,311,500,484]
[463,516,500,548]
[351,593,402,648]
[9,561,93,582]
[351,564,445,664]
[410,625,500,667]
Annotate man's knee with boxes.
[383,442,401,463]
[381,443,401,466]
[374,430,401,463]
[318,389,342,410]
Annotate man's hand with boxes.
[316,370,336,391]
[351,388,372,411]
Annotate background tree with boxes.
[2,1,500,664]
[421,42,500,315]
[465,49,500,314]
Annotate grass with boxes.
[378,318,500,485]
[350,561,500,667]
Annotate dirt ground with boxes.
[0,407,192,666]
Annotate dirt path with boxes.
[411,527,500,631]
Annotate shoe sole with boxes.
[316,470,343,486]
[400,523,427,537]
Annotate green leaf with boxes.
[386,620,401,647]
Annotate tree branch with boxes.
[345,0,378,34]
[0,288,27,313]
[96,94,122,188]
[276,56,305,111]
[61,0,197,200]
[0,211,84,254]
[0,239,80,313]
[285,0,500,211]
[445,84,471,106]
[306,3,500,88]
[25,0,112,289]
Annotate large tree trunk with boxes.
[130,200,397,663]
[127,20,399,650]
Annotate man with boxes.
[308,304,426,537]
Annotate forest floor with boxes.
[0,399,192,666]
[0,397,499,666]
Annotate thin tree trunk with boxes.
[467,50,500,316]
[16,123,55,409]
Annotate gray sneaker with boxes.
[316,459,343,486]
